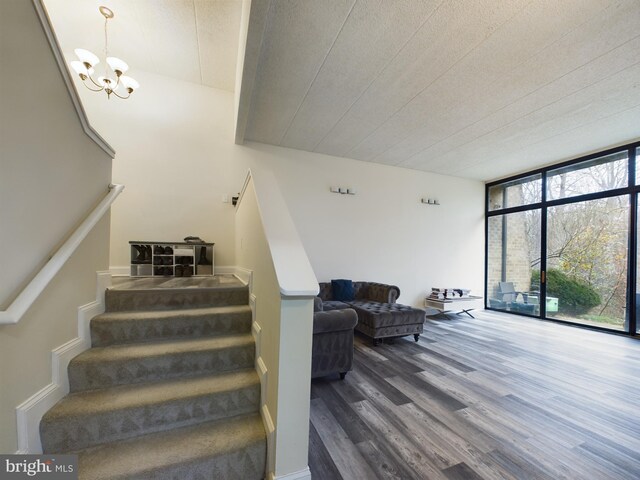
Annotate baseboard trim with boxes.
[234,266,252,289]
[261,404,276,477]
[15,384,61,454]
[268,467,312,480]
[109,266,129,276]
[256,356,267,413]
[214,266,235,275]
[110,265,241,278]
[15,271,110,453]
[250,294,259,356]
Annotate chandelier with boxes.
[70,6,139,100]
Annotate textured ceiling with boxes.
[44,0,242,92]
[242,0,640,181]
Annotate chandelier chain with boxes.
[104,16,109,75]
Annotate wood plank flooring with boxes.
[309,310,640,480]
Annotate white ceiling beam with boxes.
[234,0,272,144]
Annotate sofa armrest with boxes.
[313,308,358,334]
[364,282,400,303]
[317,282,333,301]
[313,296,323,312]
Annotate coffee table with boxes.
[424,296,483,318]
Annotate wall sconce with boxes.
[421,197,440,205]
[330,186,356,195]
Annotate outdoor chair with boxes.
[498,282,528,303]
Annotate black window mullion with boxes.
[540,171,547,319]
[484,199,489,310]
[629,146,637,335]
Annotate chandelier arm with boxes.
[81,79,104,92]
[109,89,131,100]
[85,73,105,90]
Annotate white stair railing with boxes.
[0,184,124,325]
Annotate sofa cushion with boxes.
[331,279,355,301]
[313,296,323,312]
[349,301,425,328]
[322,300,351,311]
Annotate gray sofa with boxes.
[312,297,358,380]
[317,281,425,345]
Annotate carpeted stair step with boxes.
[76,413,266,480]
[90,305,252,347]
[68,334,255,392]
[105,286,249,312]
[41,369,260,453]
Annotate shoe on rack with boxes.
[183,265,193,277]
[175,265,184,277]
[198,247,211,265]
[164,246,173,254]
[164,257,173,265]
[154,245,163,255]
[163,267,172,276]
[144,245,153,263]
[132,245,144,264]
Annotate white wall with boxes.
[0,0,112,452]
[244,142,486,307]
[0,0,112,309]
[73,71,247,270]
[69,70,484,303]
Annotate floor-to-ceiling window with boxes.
[486,142,640,336]
[637,149,640,335]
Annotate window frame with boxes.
[485,141,640,336]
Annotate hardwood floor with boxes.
[309,310,640,480]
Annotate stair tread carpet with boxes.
[91,305,252,346]
[68,334,255,392]
[105,285,248,312]
[93,305,251,323]
[44,368,258,418]
[41,369,260,453]
[71,333,254,364]
[77,413,266,480]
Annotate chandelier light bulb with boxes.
[70,60,89,76]
[74,48,99,68]
[106,57,129,75]
[119,75,140,92]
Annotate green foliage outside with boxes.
[531,269,601,315]
[580,314,624,327]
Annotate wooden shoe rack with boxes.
[129,241,214,277]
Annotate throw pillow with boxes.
[332,279,354,301]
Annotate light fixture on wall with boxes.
[69,6,139,100]
[421,197,440,205]
[330,186,356,195]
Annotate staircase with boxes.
[40,279,266,480]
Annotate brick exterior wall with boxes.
[487,186,532,300]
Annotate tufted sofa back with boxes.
[318,281,400,304]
